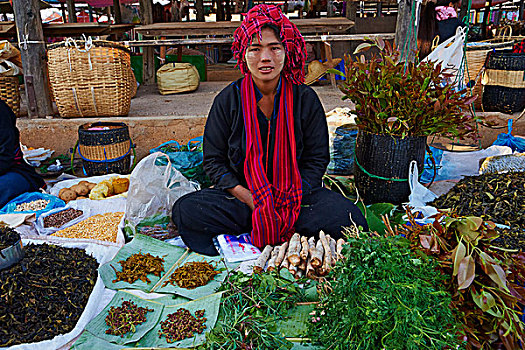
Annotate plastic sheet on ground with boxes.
[7,239,120,350]
[136,292,222,349]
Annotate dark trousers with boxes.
[0,171,34,209]
[172,187,368,256]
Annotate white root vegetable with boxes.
[311,239,324,268]
[287,233,302,266]
[274,241,288,267]
[300,236,309,261]
[306,256,316,279]
[329,236,337,266]
[266,246,280,272]
[318,231,332,276]
[281,247,290,270]
[336,238,345,259]
[288,263,297,276]
[295,268,303,280]
[308,236,316,255]
[253,245,273,273]
[298,259,307,274]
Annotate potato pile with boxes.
[252,231,345,280]
[58,181,96,203]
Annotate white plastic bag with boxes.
[124,152,197,236]
[435,145,512,181]
[406,160,439,219]
[423,26,466,83]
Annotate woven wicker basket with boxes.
[0,76,20,117]
[47,39,136,118]
[465,40,514,109]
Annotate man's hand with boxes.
[227,185,255,211]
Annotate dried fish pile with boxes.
[111,251,165,284]
[0,244,98,347]
[430,172,525,229]
[252,232,345,279]
[162,261,220,289]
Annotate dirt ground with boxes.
[127,81,350,117]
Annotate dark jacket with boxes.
[0,100,44,189]
[437,18,466,43]
[203,78,329,195]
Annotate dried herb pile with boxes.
[158,308,207,343]
[0,225,20,250]
[111,251,165,284]
[0,244,98,347]
[307,232,463,350]
[163,261,220,289]
[492,227,525,251]
[105,300,154,337]
[430,172,525,229]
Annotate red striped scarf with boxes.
[241,75,302,248]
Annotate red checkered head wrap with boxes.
[232,4,306,84]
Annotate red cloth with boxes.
[232,4,306,85]
[513,39,525,54]
[241,76,302,248]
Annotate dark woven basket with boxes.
[482,85,525,114]
[354,131,427,205]
[78,122,132,176]
[486,50,525,70]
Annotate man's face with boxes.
[244,27,286,87]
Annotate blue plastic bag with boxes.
[327,127,358,175]
[420,146,444,184]
[0,192,66,218]
[492,119,525,153]
[149,137,211,187]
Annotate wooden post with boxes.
[376,1,382,17]
[66,0,77,23]
[327,0,334,17]
[459,0,470,22]
[196,0,205,21]
[13,0,53,118]
[519,0,524,21]
[481,0,492,39]
[140,0,155,85]
[113,0,122,24]
[346,0,357,33]
[395,0,421,62]
[60,3,67,22]
[88,5,94,22]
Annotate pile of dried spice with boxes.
[158,308,206,343]
[430,171,525,229]
[162,261,220,289]
[0,244,98,347]
[105,299,154,337]
[0,225,20,250]
[111,251,165,284]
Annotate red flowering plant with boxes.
[340,37,481,139]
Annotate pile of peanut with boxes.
[14,200,50,212]
[51,212,124,242]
